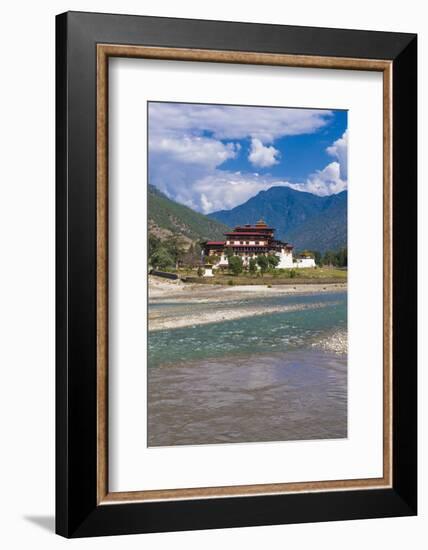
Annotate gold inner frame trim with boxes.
[96,44,393,505]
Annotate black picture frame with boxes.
[56,11,417,538]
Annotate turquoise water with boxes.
[148,290,347,446]
[148,291,347,368]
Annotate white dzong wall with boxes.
[276,249,294,268]
[294,258,316,268]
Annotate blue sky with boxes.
[148,102,348,214]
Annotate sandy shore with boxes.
[149,275,347,303]
[149,300,341,332]
[148,276,347,339]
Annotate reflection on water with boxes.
[148,292,347,446]
[148,351,347,446]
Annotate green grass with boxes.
[274,267,347,279]
[179,267,347,285]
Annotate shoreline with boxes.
[148,300,341,332]
[149,275,346,302]
[148,277,347,346]
[148,277,347,345]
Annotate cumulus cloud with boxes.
[284,130,348,197]
[149,102,332,143]
[286,161,347,196]
[148,102,347,212]
[248,138,280,168]
[152,161,345,213]
[326,129,348,180]
[150,135,238,168]
[189,172,292,213]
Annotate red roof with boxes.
[205,239,293,249]
[224,231,272,236]
[233,227,274,231]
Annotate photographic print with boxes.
[147,101,348,447]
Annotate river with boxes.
[148,291,347,446]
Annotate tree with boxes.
[228,255,243,275]
[321,248,347,268]
[150,247,175,270]
[336,247,347,267]
[322,250,336,267]
[256,254,269,274]
[148,234,162,257]
[267,254,280,269]
[164,236,186,268]
[311,250,322,266]
[249,257,257,274]
[184,241,204,268]
[209,254,221,266]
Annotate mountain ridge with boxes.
[148,184,230,244]
[209,186,347,252]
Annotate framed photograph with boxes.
[56,11,417,537]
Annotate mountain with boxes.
[286,191,347,252]
[209,186,347,253]
[148,184,230,243]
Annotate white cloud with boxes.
[285,130,348,197]
[149,102,332,143]
[150,167,291,214]
[150,135,238,168]
[189,172,292,213]
[200,193,213,213]
[286,161,347,197]
[248,138,280,168]
[148,103,347,213]
[153,162,345,214]
[306,161,347,196]
[326,129,348,180]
